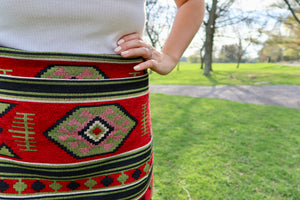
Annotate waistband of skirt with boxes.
[0,46,143,64]
[0,46,149,102]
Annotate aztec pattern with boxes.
[0,47,153,199]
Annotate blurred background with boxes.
[145,0,300,75]
[147,1,300,199]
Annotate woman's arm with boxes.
[114,0,205,75]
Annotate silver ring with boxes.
[146,47,153,60]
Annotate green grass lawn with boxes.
[149,63,300,86]
[150,94,300,200]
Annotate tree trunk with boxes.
[236,38,242,69]
[203,0,218,76]
[200,54,205,69]
[203,29,213,76]
[200,42,205,69]
[236,56,241,69]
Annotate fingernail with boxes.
[114,46,121,52]
[134,65,140,70]
[117,39,125,45]
[121,51,129,56]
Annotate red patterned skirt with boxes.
[0,47,153,199]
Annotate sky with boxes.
[234,0,278,11]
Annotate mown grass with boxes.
[149,63,300,86]
[151,94,300,200]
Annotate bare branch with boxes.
[283,0,300,24]
[294,0,300,6]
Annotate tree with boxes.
[203,0,253,76]
[261,9,300,61]
[217,41,247,68]
[258,43,283,62]
[145,0,160,48]
[282,0,300,24]
[199,43,206,69]
[203,0,219,76]
[236,38,244,68]
[187,50,201,63]
[219,44,239,63]
[145,0,174,48]
[269,0,300,24]
[235,32,253,69]
[281,11,300,60]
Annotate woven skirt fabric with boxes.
[0,47,153,200]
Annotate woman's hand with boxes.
[114,0,204,75]
[114,33,178,75]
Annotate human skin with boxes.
[114,0,205,75]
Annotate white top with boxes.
[0,0,146,54]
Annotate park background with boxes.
[146,0,300,199]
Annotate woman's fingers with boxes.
[134,59,157,71]
[114,39,144,54]
[120,47,152,60]
[117,33,141,45]
[115,33,154,60]
[114,39,153,60]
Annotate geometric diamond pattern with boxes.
[0,160,152,196]
[36,65,108,80]
[78,116,114,145]
[49,182,63,192]
[84,179,97,189]
[132,169,142,180]
[0,180,9,192]
[31,180,45,192]
[44,104,137,158]
[67,181,80,190]
[144,163,150,173]
[13,180,27,193]
[101,176,114,187]
[117,172,129,185]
